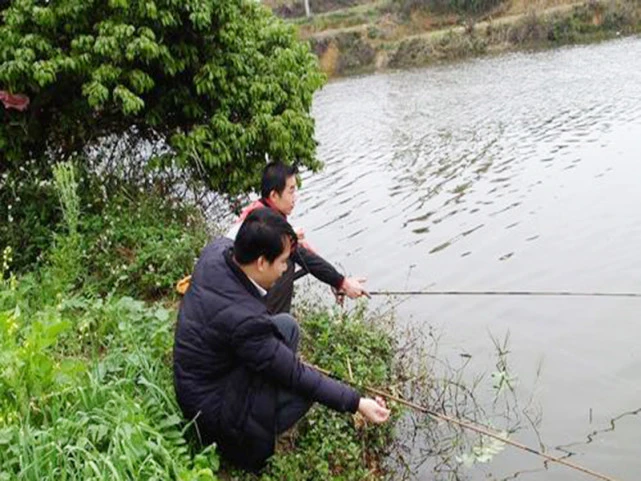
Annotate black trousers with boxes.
[265,261,308,314]
[271,313,313,433]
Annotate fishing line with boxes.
[367,290,641,299]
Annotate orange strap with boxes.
[176,275,192,295]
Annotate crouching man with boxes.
[173,208,390,472]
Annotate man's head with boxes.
[261,162,298,216]
[234,208,298,290]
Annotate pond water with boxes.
[291,36,641,480]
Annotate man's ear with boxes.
[256,255,267,272]
[268,189,280,203]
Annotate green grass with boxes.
[0,167,222,480]
[0,279,221,480]
[0,270,398,481]
[291,1,386,29]
[0,164,399,481]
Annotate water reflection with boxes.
[301,37,641,277]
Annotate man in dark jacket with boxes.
[174,208,390,472]
[226,161,368,313]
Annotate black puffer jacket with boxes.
[173,237,360,471]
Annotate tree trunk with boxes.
[303,0,311,17]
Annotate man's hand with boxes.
[340,277,368,299]
[358,396,390,424]
[295,228,305,243]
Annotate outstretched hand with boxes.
[358,396,390,424]
[341,277,369,299]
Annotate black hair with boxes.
[260,161,298,199]
[234,208,298,265]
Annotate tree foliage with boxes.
[0,0,325,195]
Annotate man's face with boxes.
[259,238,291,289]
[269,175,297,216]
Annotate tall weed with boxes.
[0,274,221,480]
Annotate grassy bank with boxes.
[280,0,641,76]
[0,264,399,481]
[0,163,399,481]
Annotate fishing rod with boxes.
[307,363,622,481]
[365,290,641,299]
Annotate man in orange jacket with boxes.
[226,161,368,313]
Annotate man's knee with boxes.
[271,313,300,350]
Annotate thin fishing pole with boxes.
[291,243,620,479]
[307,363,621,481]
[290,225,639,301]
[367,290,641,298]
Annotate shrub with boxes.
[0,0,324,194]
[79,190,210,300]
[0,0,325,268]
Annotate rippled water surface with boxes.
[292,37,641,480]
